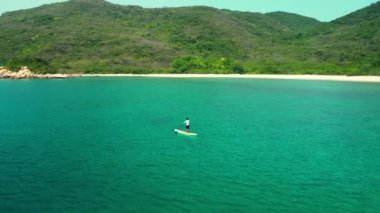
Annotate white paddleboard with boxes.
[174,129,198,136]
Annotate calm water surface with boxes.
[0,78,379,212]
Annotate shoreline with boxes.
[1,68,380,82]
[0,67,68,79]
[69,74,380,83]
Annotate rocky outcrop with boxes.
[0,66,68,79]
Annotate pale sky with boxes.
[0,0,378,21]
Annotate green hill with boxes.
[0,0,378,74]
[301,2,380,75]
[266,12,322,32]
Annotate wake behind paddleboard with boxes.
[174,129,198,136]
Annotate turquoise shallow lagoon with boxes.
[0,78,379,212]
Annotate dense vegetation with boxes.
[0,0,379,75]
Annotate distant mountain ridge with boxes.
[266,12,322,32]
[0,0,378,74]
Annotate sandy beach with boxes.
[69,74,380,83]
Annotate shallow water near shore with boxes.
[0,78,379,212]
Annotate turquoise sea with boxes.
[0,78,379,212]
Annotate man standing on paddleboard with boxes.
[184,117,190,132]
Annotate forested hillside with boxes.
[0,0,378,74]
